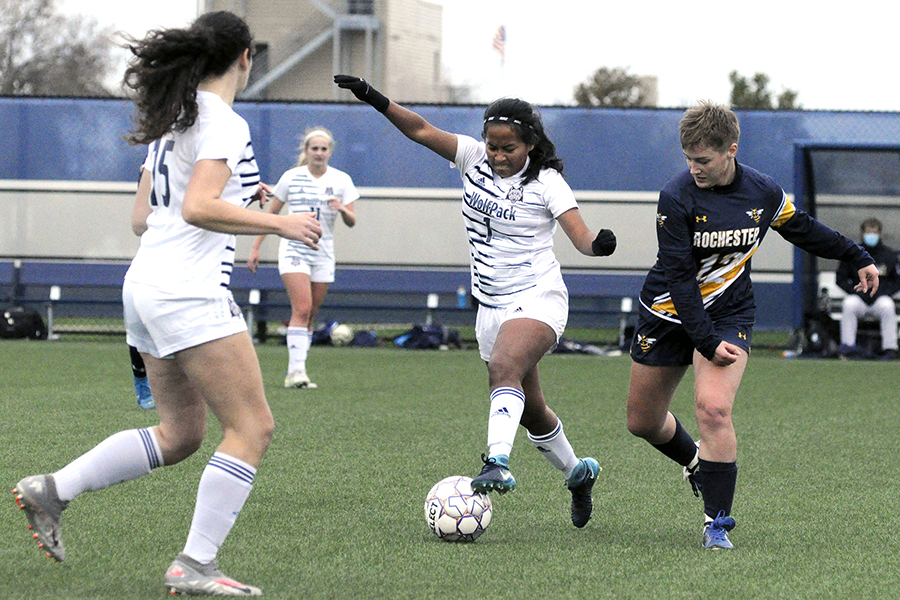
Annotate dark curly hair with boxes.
[123,11,253,145]
[482,98,563,185]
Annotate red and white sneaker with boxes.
[13,474,69,562]
[164,553,261,596]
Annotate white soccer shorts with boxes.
[123,280,247,359]
[475,285,569,362]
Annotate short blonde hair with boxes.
[679,100,740,151]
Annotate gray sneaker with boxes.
[12,474,69,562]
[165,553,262,596]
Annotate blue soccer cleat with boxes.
[567,457,601,528]
[134,375,155,410]
[471,453,516,494]
[702,511,736,549]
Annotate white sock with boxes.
[182,452,256,564]
[287,326,310,374]
[528,419,580,479]
[486,387,525,459]
[53,428,163,502]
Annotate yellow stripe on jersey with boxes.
[650,243,761,318]
[769,192,795,228]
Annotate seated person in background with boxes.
[837,218,900,358]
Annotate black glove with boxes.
[334,74,390,113]
[591,229,617,256]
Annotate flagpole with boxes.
[492,25,506,96]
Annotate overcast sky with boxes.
[61,0,900,112]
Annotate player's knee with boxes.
[258,415,275,450]
[626,413,661,439]
[487,356,523,387]
[694,397,730,430]
[240,411,275,455]
[158,422,206,465]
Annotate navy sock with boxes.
[651,417,697,466]
[698,459,737,519]
[129,344,147,378]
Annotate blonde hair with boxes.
[297,127,335,166]
[679,100,740,151]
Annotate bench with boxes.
[0,260,17,304]
[5,259,641,341]
[817,271,900,352]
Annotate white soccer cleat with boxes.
[284,371,318,389]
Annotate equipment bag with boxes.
[0,306,48,340]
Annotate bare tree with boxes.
[729,70,801,110]
[0,0,117,96]
[574,67,652,108]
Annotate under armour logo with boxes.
[696,215,708,223]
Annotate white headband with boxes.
[484,115,534,131]
[304,129,333,145]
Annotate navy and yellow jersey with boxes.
[640,162,873,360]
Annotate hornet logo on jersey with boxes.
[657,213,667,228]
[636,334,657,353]
[746,208,764,223]
[506,186,523,203]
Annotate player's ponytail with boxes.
[123,11,253,145]
[482,98,563,185]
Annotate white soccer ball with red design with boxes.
[424,475,492,542]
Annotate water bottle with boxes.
[456,285,467,308]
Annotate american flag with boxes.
[492,25,506,62]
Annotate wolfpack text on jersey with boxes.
[454,135,576,307]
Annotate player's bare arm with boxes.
[383,103,458,162]
[335,74,457,162]
[557,208,617,257]
[182,159,321,246]
[131,169,153,236]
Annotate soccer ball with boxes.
[424,476,492,542]
[331,324,354,346]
